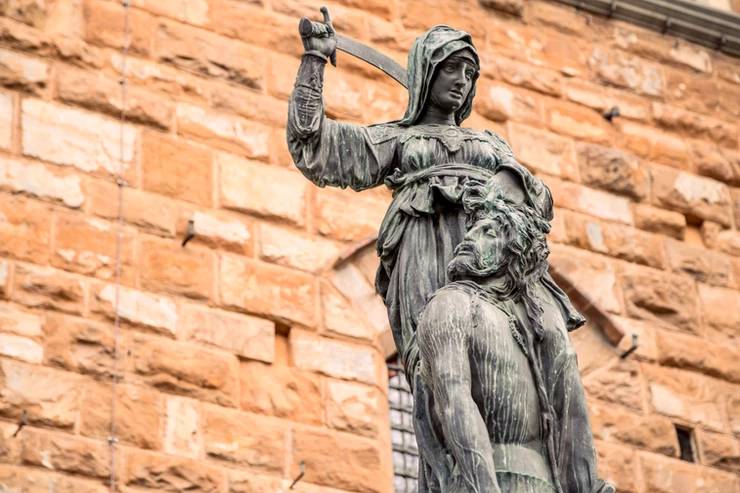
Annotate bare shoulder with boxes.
[420,287,475,327]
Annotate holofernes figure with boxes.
[419,177,613,492]
[287,8,613,493]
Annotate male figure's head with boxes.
[447,177,551,287]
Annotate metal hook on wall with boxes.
[12,409,27,438]
[289,461,306,490]
[620,334,639,359]
[182,219,195,247]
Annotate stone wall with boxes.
[0,0,738,492]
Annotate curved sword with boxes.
[336,34,408,89]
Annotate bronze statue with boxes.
[287,8,613,493]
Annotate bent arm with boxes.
[287,54,396,192]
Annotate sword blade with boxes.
[336,34,408,88]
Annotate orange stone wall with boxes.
[0,0,738,492]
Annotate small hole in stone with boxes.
[676,425,696,463]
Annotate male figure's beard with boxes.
[447,242,501,281]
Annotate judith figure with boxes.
[287,9,611,493]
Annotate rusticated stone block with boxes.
[11,263,86,316]
[0,193,52,265]
[239,360,322,425]
[21,428,109,478]
[577,144,649,200]
[620,266,700,334]
[326,379,382,438]
[131,334,239,407]
[180,304,275,363]
[0,48,49,95]
[164,396,201,459]
[125,449,226,492]
[656,328,740,383]
[220,254,317,328]
[203,405,286,473]
[140,236,214,301]
[290,329,379,385]
[583,360,645,412]
[699,431,740,473]
[698,284,740,341]
[0,359,81,430]
[142,131,213,206]
[80,381,161,450]
[292,426,384,493]
[90,282,178,336]
[590,401,678,457]
[642,364,729,432]
[664,239,732,287]
[43,313,116,378]
[594,441,639,493]
[641,452,738,493]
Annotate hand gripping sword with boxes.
[299,7,409,89]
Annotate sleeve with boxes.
[287,54,397,192]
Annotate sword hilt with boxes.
[298,7,337,66]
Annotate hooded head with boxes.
[399,25,480,126]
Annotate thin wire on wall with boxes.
[109,0,131,490]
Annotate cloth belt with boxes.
[491,442,554,485]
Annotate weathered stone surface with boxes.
[549,244,622,314]
[43,313,115,377]
[563,212,665,269]
[21,428,109,478]
[239,360,322,425]
[641,452,739,493]
[321,281,374,341]
[178,209,253,255]
[22,99,138,179]
[259,223,342,273]
[52,214,135,284]
[577,144,649,200]
[331,263,389,335]
[590,402,678,457]
[57,68,175,130]
[218,152,306,226]
[594,441,639,493]
[140,236,214,300]
[155,19,265,90]
[698,284,740,340]
[0,464,108,493]
[652,103,738,148]
[290,329,378,385]
[690,142,740,185]
[3,158,85,208]
[583,359,644,412]
[91,283,177,336]
[80,381,161,450]
[142,131,213,206]
[589,46,664,97]
[0,192,52,264]
[314,187,389,242]
[0,359,80,429]
[620,266,700,334]
[220,254,317,328]
[326,379,382,438]
[508,123,578,180]
[132,333,239,407]
[479,0,524,17]
[88,180,177,237]
[474,82,542,124]
[0,333,41,363]
[180,304,274,362]
[177,103,271,158]
[699,432,740,473]
[0,261,9,299]
[0,90,11,150]
[642,364,728,432]
[656,329,739,383]
[164,396,201,459]
[0,302,41,337]
[546,99,613,144]
[292,426,383,493]
[0,48,49,95]
[665,239,732,286]
[493,57,561,95]
[633,203,686,239]
[227,470,286,493]
[665,66,740,122]
[203,405,286,473]
[548,178,633,225]
[84,0,155,56]
[109,52,208,102]
[125,449,226,492]
[11,263,86,315]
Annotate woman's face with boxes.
[428,52,477,116]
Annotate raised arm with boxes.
[287,8,396,192]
